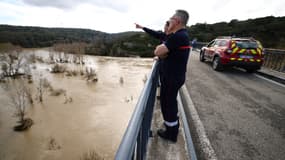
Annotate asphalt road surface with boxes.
[185,50,285,160]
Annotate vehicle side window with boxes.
[219,40,227,46]
[213,40,220,47]
[207,40,215,47]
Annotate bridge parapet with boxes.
[115,60,198,160]
[115,61,159,160]
[263,48,285,72]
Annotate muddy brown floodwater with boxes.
[0,49,153,160]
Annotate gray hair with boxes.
[175,10,189,26]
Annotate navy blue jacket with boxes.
[142,27,168,43]
[162,29,190,77]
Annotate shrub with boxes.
[80,150,104,160]
[85,67,98,82]
[47,137,61,150]
[51,63,66,73]
[50,89,66,96]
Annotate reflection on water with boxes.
[0,49,153,160]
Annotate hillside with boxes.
[0,16,285,57]
[188,16,285,49]
[0,25,160,57]
[0,25,107,47]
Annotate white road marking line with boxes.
[254,73,285,88]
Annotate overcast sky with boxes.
[0,0,284,33]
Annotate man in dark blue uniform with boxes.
[135,21,170,43]
[154,10,190,142]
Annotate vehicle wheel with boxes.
[212,56,223,71]
[199,51,205,62]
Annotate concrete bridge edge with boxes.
[180,85,218,160]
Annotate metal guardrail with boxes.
[115,60,159,160]
[193,42,208,49]
[263,48,285,72]
[178,92,198,160]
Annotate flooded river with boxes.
[0,49,153,160]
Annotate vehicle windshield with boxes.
[235,40,258,49]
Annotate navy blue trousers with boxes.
[160,74,185,123]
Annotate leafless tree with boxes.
[48,51,55,63]
[1,53,15,76]
[13,45,22,59]
[0,73,5,83]
[23,64,33,83]
[51,63,66,73]
[14,54,25,75]
[37,75,52,103]
[85,67,98,82]
[4,79,33,123]
[26,88,33,105]
[52,42,88,64]
[1,62,9,77]
[73,42,87,65]
[0,46,26,77]
[27,53,37,64]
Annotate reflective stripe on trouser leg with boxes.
[164,120,178,127]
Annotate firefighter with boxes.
[154,9,190,142]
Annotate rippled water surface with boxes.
[0,49,153,160]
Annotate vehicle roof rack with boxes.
[233,37,255,40]
[216,36,256,40]
[216,36,232,39]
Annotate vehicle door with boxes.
[206,40,219,59]
[204,40,216,59]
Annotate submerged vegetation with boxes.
[80,150,105,160]
[0,45,149,159]
[2,79,34,131]
[0,43,101,132]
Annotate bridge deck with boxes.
[146,92,191,160]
